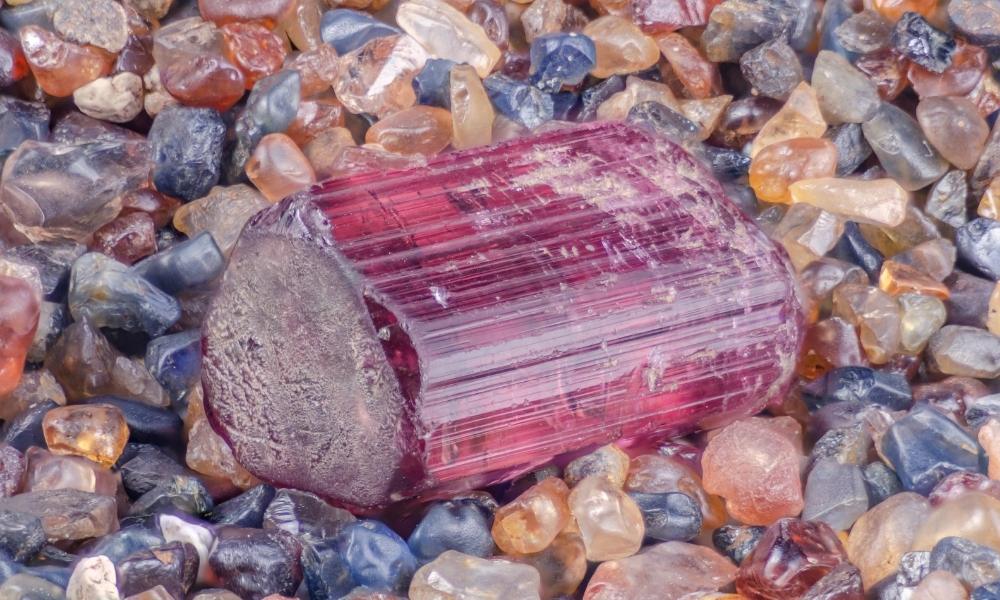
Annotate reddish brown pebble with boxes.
[90,212,158,265]
[221,22,287,90]
[198,0,296,28]
[41,404,130,467]
[245,133,317,202]
[19,26,114,97]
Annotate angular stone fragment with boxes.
[67,555,120,600]
[863,102,949,191]
[564,444,630,488]
[899,293,947,353]
[334,35,427,118]
[0,489,117,541]
[19,25,114,98]
[957,218,1000,281]
[701,0,797,63]
[928,325,1000,378]
[53,0,128,53]
[812,50,881,124]
[397,0,500,78]
[891,12,956,73]
[221,23,286,90]
[410,551,541,600]
[583,542,736,600]
[802,459,870,531]
[752,82,826,156]
[930,536,1000,589]
[739,38,803,101]
[149,107,225,203]
[172,185,269,257]
[449,64,494,150]
[917,96,989,171]
[736,519,847,599]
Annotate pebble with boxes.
[958,218,1000,280]
[492,478,570,555]
[736,518,848,598]
[133,232,225,296]
[928,325,1000,378]
[245,133,316,202]
[802,459,870,531]
[749,137,838,203]
[319,9,400,55]
[584,542,736,599]
[483,74,554,129]
[396,0,501,78]
[407,499,494,562]
[529,33,596,93]
[916,96,990,171]
[364,106,453,156]
[862,102,950,191]
[582,16,658,78]
[628,491,702,542]
[149,107,226,202]
[739,38,803,101]
[812,50,881,125]
[846,492,930,588]
[568,475,644,561]
[702,0,798,62]
[208,527,303,599]
[335,520,416,594]
[449,63,495,150]
[409,551,541,600]
[67,555,120,600]
[891,12,956,73]
[508,532,586,599]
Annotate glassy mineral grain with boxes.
[202,122,806,509]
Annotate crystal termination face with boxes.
[202,122,806,510]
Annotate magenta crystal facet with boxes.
[202,122,806,509]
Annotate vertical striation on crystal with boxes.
[202,122,805,510]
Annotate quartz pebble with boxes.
[245,133,316,202]
[42,404,128,467]
[749,137,838,203]
[584,542,736,600]
[67,555,121,600]
[19,26,114,98]
[791,178,909,229]
[568,475,644,561]
[812,50,881,124]
[802,459,870,531]
[397,0,501,78]
[917,96,990,171]
[335,34,427,118]
[863,102,949,191]
[847,492,931,588]
[492,478,570,555]
[409,551,541,600]
[365,106,453,156]
[582,16,659,78]
[751,82,827,157]
[929,325,1000,378]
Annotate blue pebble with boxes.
[68,253,181,337]
[550,91,579,121]
[2,241,84,302]
[1,401,56,453]
[627,101,702,144]
[407,500,495,563]
[145,330,202,400]
[703,146,752,181]
[83,396,183,447]
[0,96,49,161]
[930,536,1000,589]
[132,232,225,295]
[150,107,225,201]
[806,367,912,411]
[303,539,357,600]
[412,59,456,108]
[578,75,625,122]
[208,484,276,529]
[320,9,400,55]
[629,492,702,542]
[957,218,1000,281]
[833,221,884,281]
[967,395,1000,429]
[483,75,554,130]
[227,70,302,183]
[862,461,901,505]
[81,524,164,564]
[336,520,416,594]
[880,406,986,495]
[529,33,596,93]
[975,582,1000,599]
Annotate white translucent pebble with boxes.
[73,73,144,124]
[409,550,542,600]
[569,475,645,561]
[396,0,501,78]
[67,555,120,600]
[158,514,215,585]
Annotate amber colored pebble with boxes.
[979,177,1000,220]
[800,317,868,379]
[509,531,587,598]
[286,96,346,146]
[656,33,720,100]
[365,105,453,156]
[0,276,40,397]
[198,0,296,28]
[916,96,989,171]
[909,40,987,98]
[856,49,910,101]
[749,137,839,204]
[492,477,571,554]
[42,404,129,467]
[119,189,181,229]
[245,133,317,202]
[160,53,246,112]
[19,25,115,97]
[751,82,827,157]
[869,0,937,21]
[789,178,909,228]
[833,283,902,364]
[800,257,869,320]
[285,45,339,98]
[221,22,287,90]
[878,260,950,299]
[583,16,660,78]
[90,212,158,265]
[450,64,494,150]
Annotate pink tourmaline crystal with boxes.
[202,122,805,509]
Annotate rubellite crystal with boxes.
[202,122,805,509]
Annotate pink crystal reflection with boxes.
[329,122,805,485]
[203,122,805,508]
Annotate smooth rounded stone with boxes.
[862,102,949,191]
[129,475,213,517]
[507,531,585,598]
[132,233,224,297]
[712,525,766,565]
[0,490,117,542]
[945,271,995,328]
[847,492,931,588]
[0,511,44,562]
[263,489,355,542]
[957,218,1000,281]
[82,523,164,565]
[802,459,870,531]
[72,72,144,124]
[207,527,303,599]
[736,519,848,599]
[396,0,500,78]
[626,454,726,534]
[834,9,892,53]
[149,107,225,203]
[24,446,117,497]
[583,542,736,600]
[244,133,316,202]
[335,520,416,594]
[53,0,127,53]
[67,253,180,337]
[891,12,956,74]
[881,406,986,494]
[738,38,803,101]
[300,539,354,600]
[811,50,880,125]
[80,397,181,447]
[563,445,629,489]
[628,492,701,542]
[409,551,541,600]
[492,478,570,555]
[144,331,200,401]
[1,139,150,244]
[320,9,399,55]
[227,70,302,183]
[220,23,286,90]
[949,0,1000,46]
[928,325,1000,378]
[929,536,1000,589]
[118,542,198,599]
[19,25,114,98]
[42,404,128,467]
[529,33,596,93]
[364,106,452,156]
[702,418,803,526]
[407,499,494,562]
[67,556,119,600]
[568,475,644,562]
[172,185,270,257]
[582,16,658,78]
[749,137,838,203]
[916,97,989,171]
[916,492,1000,553]
[0,573,66,600]
[898,293,947,353]
[595,76,678,123]
[0,97,49,163]
[482,74,554,130]
[701,0,797,63]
